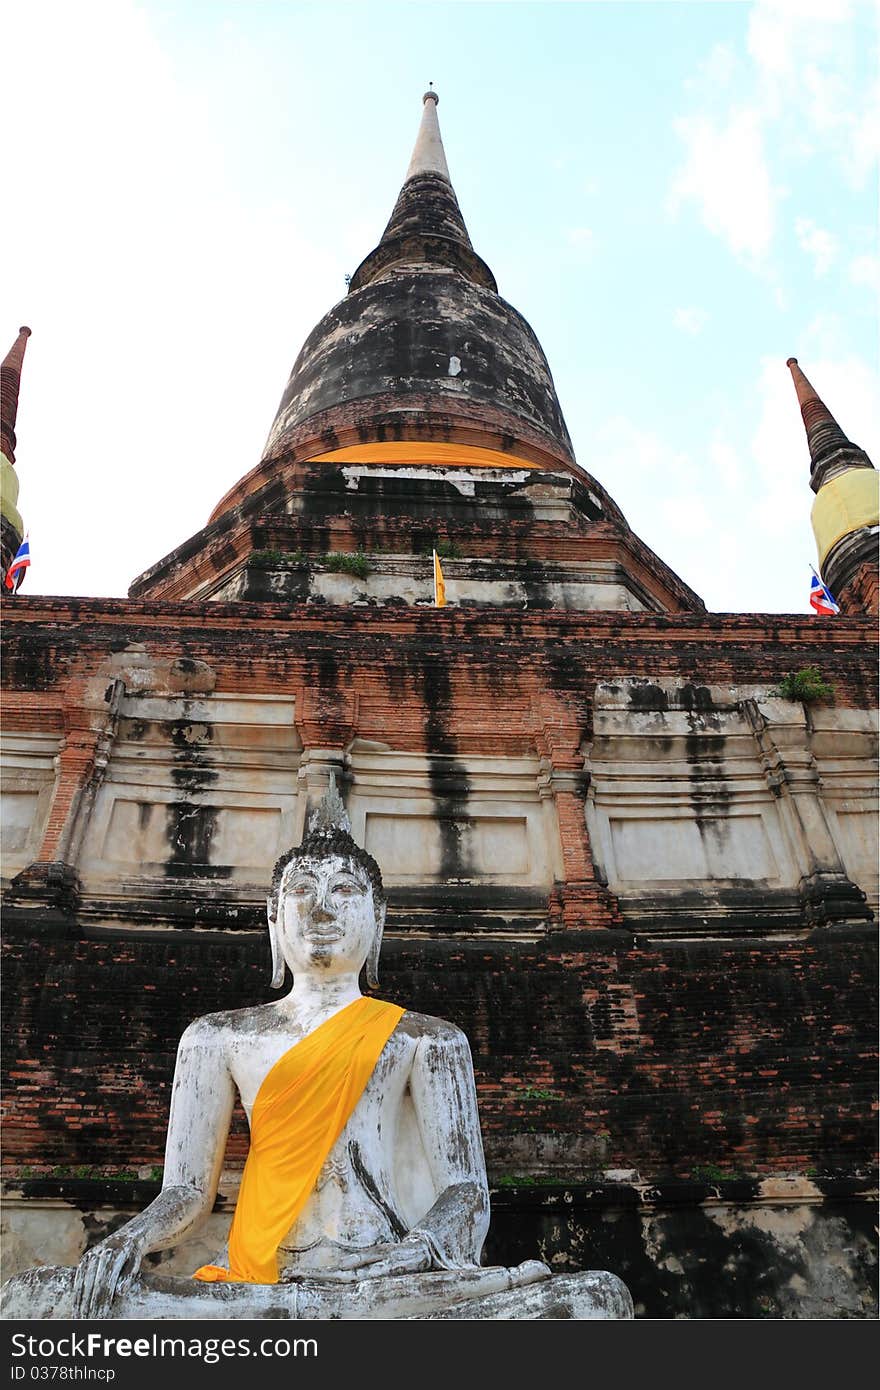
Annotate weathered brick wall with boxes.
[843,560,879,617]
[2,930,875,1180]
[2,598,876,690]
[1,599,876,1247]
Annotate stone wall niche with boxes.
[584,679,875,935]
[344,746,564,934]
[0,730,61,882]
[77,692,301,927]
[809,707,879,916]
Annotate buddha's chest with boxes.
[228,1029,412,1123]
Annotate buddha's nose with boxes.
[312,893,335,923]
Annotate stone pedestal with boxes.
[1,1263,633,1321]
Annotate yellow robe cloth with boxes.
[193,996,405,1285]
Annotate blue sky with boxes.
[5,0,878,611]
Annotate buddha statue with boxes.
[1,780,632,1320]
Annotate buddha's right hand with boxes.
[72,1230,145,1320]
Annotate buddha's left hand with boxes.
[317,1235,432,1282]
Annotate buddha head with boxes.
[267,774,387,989]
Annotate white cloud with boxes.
[684,42,739,96]
[592,392,862,614]
[849,254,880,291]
[802,63,880,187]
[672,0,876,267]
[746,0,878,186]
[702,42,738,89]
[747,0,854,86]
[565,226,596,253]
[798,312,847,356]
[669,109,777,261]
[599,423,760,612]
[595,417,697,492]
[794,217,838,274]
[592,417,740,606]
[748,0,854,87]
[5,0,344,598]
[658,495,713,536]
[709,433,743,490]
[747,3,793,80]
[673,307,709,335]
[594,344,878,616]
[722,354,828,607]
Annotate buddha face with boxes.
[274,853,382,977]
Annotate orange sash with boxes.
[194,996,405,1285]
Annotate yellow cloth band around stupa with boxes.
[193,996,405,1286]
[307,441,541,470]
[812,469,879,567]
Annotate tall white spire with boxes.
[404,88,451,182]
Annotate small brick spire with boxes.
[786,357,854,468]
[1,326,32,465]
[789,357,878,617]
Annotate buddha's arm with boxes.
[405,1024,491,1268]
[72,1019,235,1318]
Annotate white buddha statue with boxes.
[2,781,632,1320]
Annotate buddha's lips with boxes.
[304,924,344,942]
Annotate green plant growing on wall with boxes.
[493,1174,561,1188]
[324,551,370,580]
[691,1163,726,1183]
[776,667,834,703]
[250,550,371,578]
[434,540,461,560]
[249,549,306,569]
[691,1163,747,1182]
[46,1165,147,1182]
[516,1084,565,1102]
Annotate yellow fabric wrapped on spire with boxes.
[194,996,405,1285]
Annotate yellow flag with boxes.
[433,550,447,608]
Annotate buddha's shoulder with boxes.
[176,1002,282,1046]
[396,1010,473,1050]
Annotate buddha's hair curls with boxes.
[270,827,386,913]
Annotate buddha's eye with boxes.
[288,882,313,896]
[333,883,357,896]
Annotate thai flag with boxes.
[809,569,839,616]
[4,536,30,592]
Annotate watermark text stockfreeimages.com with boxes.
[11,1332,317,1371]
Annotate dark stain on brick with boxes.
[628,682,669,713]
[408,645,474,879]
[164,715,228,878]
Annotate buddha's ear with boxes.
[267,895,285,990]
[365,899,386,991]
